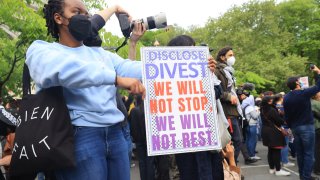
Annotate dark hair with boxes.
[273,94,283,103]
[216,46,232,62]
[135,95,144,112]
[286,76,300,90]
[260,95,274,111]
[263,91,274,96]
[167,35,195,46]
[43,0,65,41]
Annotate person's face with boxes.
[54,0,89,35]
[296,80,302,89]
[268,99,273,105]
[221,50,234,62]
[315,92,320,101]
[240,94,247,101]
[278,97,283,104]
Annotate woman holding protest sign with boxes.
[167,35,224,180]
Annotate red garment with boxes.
[227,118,233,133]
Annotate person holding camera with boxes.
[27,0,145,180]
[283,65,320,180]
[169,35,222,180]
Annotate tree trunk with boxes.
[0,82,3,103]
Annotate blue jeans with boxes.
[122,122,132,165]
[281,129,289,164]
[292,125,315,180]
[246,125,257,157]
[55,124,130,180]
[37,172,45,180]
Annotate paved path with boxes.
[130,141,320,180]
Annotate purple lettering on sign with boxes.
[146,64,159,79]
[151,134,177,150]
[182,133,190,148]
[155,115,175,131]
[152,135,161,151]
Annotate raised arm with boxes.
[128,22,146,60]
[26,40,117,88]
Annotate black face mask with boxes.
[67,14,92,41]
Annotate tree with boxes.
[190,0,309,93]
[0,0,48,102]
[278,0,320,64]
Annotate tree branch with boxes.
[1,40,25,84]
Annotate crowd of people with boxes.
[0,0,320,180]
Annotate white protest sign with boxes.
[141,46,221,156]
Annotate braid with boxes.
[43,0,65,41]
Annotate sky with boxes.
[104,0,257,37]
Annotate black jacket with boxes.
[128,106,146,143]
[261,104,286,147]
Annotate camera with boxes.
[310,64,315,70]
[117,12,167,38]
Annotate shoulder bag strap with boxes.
[22,63,31,97]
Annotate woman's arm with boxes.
[0,155,11,166]
[269,108,285,127]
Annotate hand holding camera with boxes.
[130,22,146,43]
[310,64,320,74]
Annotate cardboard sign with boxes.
[141,47,221,156]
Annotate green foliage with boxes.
[235,71,275,95]
[0,0,48,101]
[100,31,144,60]
[83,0,106,10]
[188,0,316,93]
[1,0,319,100]
[278,0,320,63]
[139,25,185,46]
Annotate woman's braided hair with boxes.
[43,0,65,41]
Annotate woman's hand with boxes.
[208,56,217,72]
[116,77,146,99]
[312,65,320,74]
[130,22,146,43]
[113,5,132,21]
[97,5,132,22]
[0,155,11,166]
[222,142,234,160]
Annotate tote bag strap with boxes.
[22,63,31,97]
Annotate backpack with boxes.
[241,105,250,127]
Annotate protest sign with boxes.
[141,46,221,156]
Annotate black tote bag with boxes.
[9,64,75,176]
